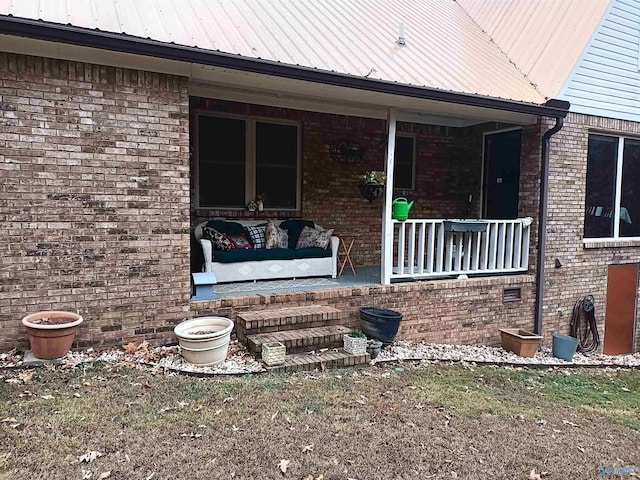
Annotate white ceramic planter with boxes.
[174,317,234,366]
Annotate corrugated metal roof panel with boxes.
[457,0,611,98]
[0,0,552,103]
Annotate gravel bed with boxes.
[2,340,639,374]
[373,340,640,367]
[0,340,264,375]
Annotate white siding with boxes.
[559,0,640,121]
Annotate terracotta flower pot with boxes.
[22,311,83,359]
[499,328,542,358]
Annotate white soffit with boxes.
[188,71,537,126]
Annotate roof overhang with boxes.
[0,15,570,126]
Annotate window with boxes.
[394,135,415,190]
[197,114,300,209]
[584,134,640,239]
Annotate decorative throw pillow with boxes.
[246,225,267,249]
[265,220,289,249]
[280,219,315,249]
[227,233,253,250]
[202,226,233,251]
[296,226,334,249]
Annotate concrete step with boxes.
[236,305,343,341]
[265,349,371,373]
[246,325,352,355]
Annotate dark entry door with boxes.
[483,130,522,219]
[604,264,638,355]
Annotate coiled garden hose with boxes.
[569,295,600,353]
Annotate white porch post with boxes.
[381,108,397,284]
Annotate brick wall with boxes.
[191,274,536,346]
[543,113,640,351]
[0,53,191,351]
[14,52,632,353]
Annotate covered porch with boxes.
[187,67,568,351]
[190,90,550,295]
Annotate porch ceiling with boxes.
[188,68,538,127]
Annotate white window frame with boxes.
[393,133,416,191]
[194,112,301,210]
[583,133,640,244]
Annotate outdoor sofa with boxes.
[193,219,338,283]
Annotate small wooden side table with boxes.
[338,233,357,276]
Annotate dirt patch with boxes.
[187,329,219,335]
[26,316,76,326]
[0,363,638,479]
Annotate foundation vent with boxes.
[503,287,521,302]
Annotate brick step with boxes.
[236,305,343,340]
[265,349,371,373]
[247,325,352,355]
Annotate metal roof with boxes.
[457,0,610,98]
[0,0,548,104]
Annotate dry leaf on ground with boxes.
[278,459,290,473]
[529,469,542,480]
[18,371,33,383]
[79,451,103,463]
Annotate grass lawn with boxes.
[0,362,639,479]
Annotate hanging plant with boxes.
[357,171,386,202]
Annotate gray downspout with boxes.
[534,117,564,335]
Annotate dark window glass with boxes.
[198,116,246,208]
[584,135,617,238]
[256,122,298,209]
[621,138,640,237]
[394,136,415,190]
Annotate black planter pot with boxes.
[359,307,403,345]
[357,183,384,202]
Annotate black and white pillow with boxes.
[202,226,233,251]
[246,225,266,249]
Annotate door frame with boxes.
[481,127,522,219]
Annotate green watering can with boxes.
[392,197,414,221]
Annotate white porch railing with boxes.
[391,218,531,279]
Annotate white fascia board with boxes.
[0,33,193,76]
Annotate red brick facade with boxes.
[543,114,640,351]
[192,275,536,346]
[1,52,638,354]
[0,53,191,350]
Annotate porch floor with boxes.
[210,266,380,298]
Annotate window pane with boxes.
[256,166,297,208]
[256,122,298,208]
[198,116,246,208]
[394,136,414,189]
[584,135,617,238]
[621,139,640,237]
